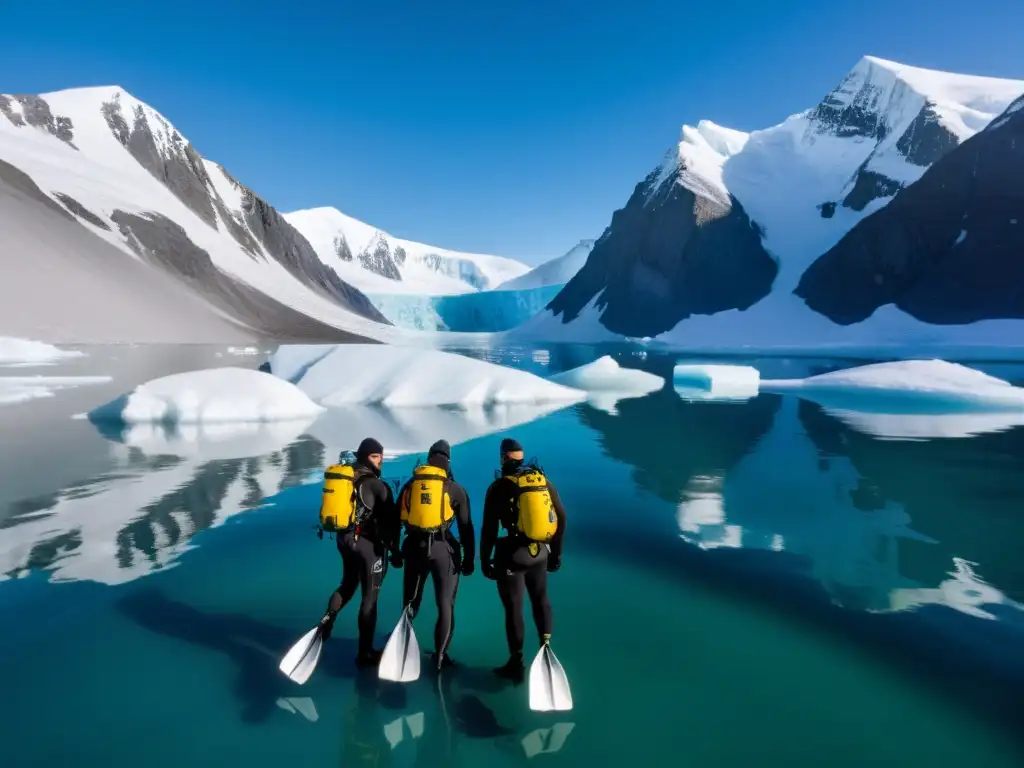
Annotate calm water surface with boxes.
[2,343,1024,766]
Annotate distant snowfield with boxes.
[284,206,530,296]
[496,240,596,291]
[517,298,1024,360]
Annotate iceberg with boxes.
[86,367,325,425]
[275,344,587,408]
[548,356,663,413]
[760,359,1024,412]
[0,337,84,366]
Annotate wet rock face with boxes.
[0,94,77,148]
[796,96,1024,325]
[108,209,376,341]
[548,165,778,338]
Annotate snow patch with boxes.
[87,367,325,425]
[496,240,597,291]
[277,344,587,409]
[284,206,531,296]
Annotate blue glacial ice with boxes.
[367,284,564,332]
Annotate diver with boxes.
[396,439,476,672]
[318,437,402,669]
[480,438,566,682]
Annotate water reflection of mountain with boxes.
[577,387,781,505]
[0,435,325,585]
[0,396,575,586]
[801,400,1024,604]
[580,389,1024,620]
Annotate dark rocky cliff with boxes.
[547,163,778,338]
[796,95,1024,325]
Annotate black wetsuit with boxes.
[481,461,566,662]
[398,453,476,666]
[323,461,399,657]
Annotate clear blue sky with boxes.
[1,0,1021,265]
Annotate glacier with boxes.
[368,283,563,332]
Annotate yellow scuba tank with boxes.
[319,463,363,533]
[400,463,453,532]
[507,467,557,542]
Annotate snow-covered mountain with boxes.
[0,86,534,343]
[0,87,399,342]
[496,238,596,291]
[284,205,530,296]
[533,57,1024,353]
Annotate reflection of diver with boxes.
[339,672,408,767]
[520,721,576,758]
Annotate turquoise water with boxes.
[2,344,1024,766]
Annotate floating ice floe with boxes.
[86,367,324,425]
[548,355,663,413]
[275,343,587,408]
[0,337,85,366]
[760,359,1024,412]
[0,375,111,406]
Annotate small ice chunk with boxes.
[672,363,760,402]
[0,337,84,365]
[285,344,587,409]
[87,367,325,425]
[761,359,1024,412]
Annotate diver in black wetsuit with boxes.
[320,437,402,669]
[396,439,476,672]
[481,438,566,682]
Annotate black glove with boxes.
[461,558,475,577]
[389,550,404,569]
[482,559,496,580]
[546,553,561,573]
